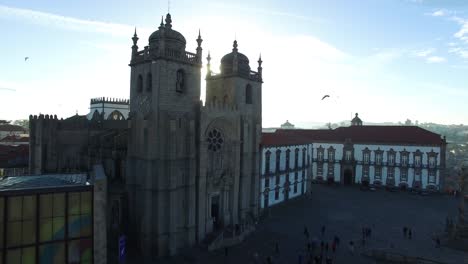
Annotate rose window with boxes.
[207,128,224,152]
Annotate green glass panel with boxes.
[53,193,65,217]
[80,192,91,214]
[8,197,22,221]
[52,217,65,239]
[22,220,36,245]
[40,242,65,264]
[68,193,80,216]
[68,215,81,238]
[40,195,52,218]
[22,246,35,264]
[22,196,36,220]
[7,221,21,246]
[6,248,21,264]
[39,218,52,242]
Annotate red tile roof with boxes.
[262,126,445,147]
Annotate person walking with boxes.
[304,226,310,239]
[320,241,324,253]
[403,226,408,238]
[307,242,311,252]
[334,235,340,248]
[436,237,441,248]
[408,228,412,240]
[298,253,303,264]
[348,241,355,255]
[225,247,228,257]
[331,240,336,253]
[275,241,280,254]
[321,225,326,238]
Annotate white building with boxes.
[260,114,447,209]
[86,97,129,120]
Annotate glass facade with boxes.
[0,190,93,264]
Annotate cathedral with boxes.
[29,13,263,259]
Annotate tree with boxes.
[0,120,10,125]
[13,119,29,130]
[405,119,412,126]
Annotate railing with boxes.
[249,71,262,81]
[131,47,200,64]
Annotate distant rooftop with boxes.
[0,173,89,192]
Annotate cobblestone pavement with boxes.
[151,185,467,264]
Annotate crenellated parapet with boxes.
[90,97,130,105]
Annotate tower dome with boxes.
[220,40,251,76]
[148,14,186,51]
[351,113,363,126]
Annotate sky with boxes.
[1,0,468,127]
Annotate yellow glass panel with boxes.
[52,217,65,239]
[80,192,91,214]
[21,246,35,264]
[8,197,22,221]
[22,220,36,245]
[68,193,80,216]
[6,248,21,264]
[7,221,21,247]
[53,193,65,217]
[40,218,52,242]
[22,196,36,220]
[40,194,53,218]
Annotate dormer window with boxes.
[328,148,335,162]
[401,154,408,166]
[363,153,370,163]
[388,154,395,166]
[414,155,421,167]
[429,157,436,168]
[345,150,352,161]
[318,150,324,161]
[375,154,382,165]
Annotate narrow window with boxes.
[245,84,252,104]
[275,150,281,172]
[176,69,185,93]
[286,149,291,170]
[146,73,152,92]
[265,151,271,174]
[137,74,143,93]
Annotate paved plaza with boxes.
[154,184,467,264]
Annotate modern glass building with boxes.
[0,174,93,264]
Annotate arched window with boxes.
[245,84,252,104]
[146,73,152,92]
[176,69,185,93]
[137,74,143,93]
[107,110,125,120]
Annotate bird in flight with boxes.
[321,95,330,100]
[24,57,29,61]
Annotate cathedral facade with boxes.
[29,13,262,259]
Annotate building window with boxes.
[317,165,323,176]
[275,150,281,172]
[414,169,421,181]
[318,150,324,162]
[302,148,306,168]
[327,165,334,177]
[265,150,271,174]
[363,153,370,163]
[146,73,152,92]
[39,193,65,242]
[108,110,125,121]
[387,167,394,179]
[362,166,369,178]
[401,154,408,166]
[328,147,335,162]
[375,153,382,165]
[294,182,298,193]
[414,155,421,167]
[7,195,37,248]
[428,170,436,183]
[295,148,299,169]
[274,187,279,200]
[245,84,252,104]
[286,149,291,170]
[345,150,352,161]
[275,175,280,185]
[67,192,92,239]
[265,177,270,188]
[294,171,299,181]
[429,157,436,168]
[400,169,408,181]
[388,154,395,166]
[137,74,143,93]
[302,169,305,180]
[176,69,185,93]
[375,167,382,180]
[206,128,224,152]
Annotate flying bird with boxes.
[321,95,330,100]
[24,57,29,61]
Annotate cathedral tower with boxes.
[198,40,263,239]
[126,14,202,258]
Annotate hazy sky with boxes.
[1,0,468,127]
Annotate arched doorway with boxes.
[344,169,353,185]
